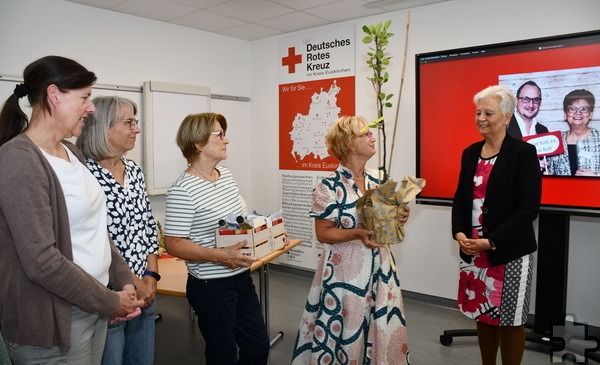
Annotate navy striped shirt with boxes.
[165,166,245,279]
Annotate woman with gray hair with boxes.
[77,96,159,365]
[451,85,542,365]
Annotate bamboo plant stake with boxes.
[388,11,411,178]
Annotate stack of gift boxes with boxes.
[215,213,286,258]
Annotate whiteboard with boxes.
[143,81,211,195]
[0,75,143,166]
[211,98,252,206]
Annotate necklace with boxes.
[190,165,217,187]
[352,170,366,180]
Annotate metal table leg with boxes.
[259,264,284,348]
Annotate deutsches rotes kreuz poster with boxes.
[277,26,355,269]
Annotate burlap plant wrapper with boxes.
[356,175,426,245]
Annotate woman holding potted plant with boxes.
[291,116,411,365]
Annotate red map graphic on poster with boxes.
[279,76,354,171]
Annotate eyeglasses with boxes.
[358,130,374,138]
[122,118,140,130]
[210,130,226,140]
[517,97,542,105]
[566,106,591,115]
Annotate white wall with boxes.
[1,0,598,326]
[0,0,254,224]
[250,0,600,326]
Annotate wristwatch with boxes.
[143,270,161,281]
[488,239,497,251]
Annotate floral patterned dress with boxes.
[457,156,533,326]
[291,165,410,365]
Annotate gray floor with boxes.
[154,265,594,364]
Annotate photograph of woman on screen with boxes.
[545,89,600,176]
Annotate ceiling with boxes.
[64,0,449,41]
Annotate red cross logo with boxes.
[282,47,302,74]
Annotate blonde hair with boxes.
[176,112,227,163]
[325,116,368,162]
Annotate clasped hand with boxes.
[111,284,145,324]
[455,233,492,255]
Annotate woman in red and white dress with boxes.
[452,85,542,365]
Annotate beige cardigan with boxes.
[0,134,134,352]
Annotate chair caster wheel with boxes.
[440,335,453,346]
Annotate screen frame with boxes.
[415,29,600,217]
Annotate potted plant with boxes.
[357,17,426,251]
[362,20,394,183]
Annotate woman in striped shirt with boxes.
[164,113,269,365]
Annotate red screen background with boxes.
[417,41,600,213]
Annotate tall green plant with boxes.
[363,20,394,183]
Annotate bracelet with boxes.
[488,239,497,251]
[143,270,161,281]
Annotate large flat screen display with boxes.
[416,30,600,216]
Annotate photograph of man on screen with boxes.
[508,81,548,139]
[507,81,549,172]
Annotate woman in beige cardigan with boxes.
[0,55,144,364]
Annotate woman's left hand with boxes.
[109,307,142,325]
[398,205,410,226]
[458,238,490,255]
[132,275,157,308]
[140,276,158,307]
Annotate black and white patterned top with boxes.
[85,157,159,278]
[546,127,600,176]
